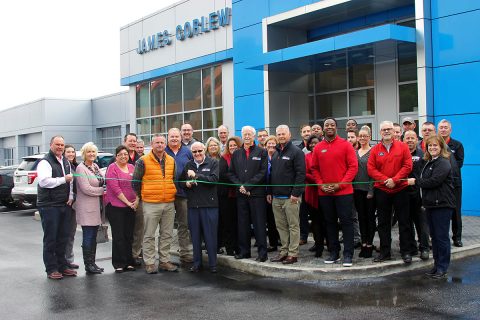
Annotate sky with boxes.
[0,0,178,111]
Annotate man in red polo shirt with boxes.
[368,121,416,264]
[311,118,358,267]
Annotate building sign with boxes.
[136,7,231,55]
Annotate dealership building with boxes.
[0,0,479,215]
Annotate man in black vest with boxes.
[37,136,76,279]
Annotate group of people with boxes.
[38,118,463,280]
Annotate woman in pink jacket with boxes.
[105,145,139,273]
[75,142,105,274]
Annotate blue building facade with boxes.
[120,0,480,215]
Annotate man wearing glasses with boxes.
[368,121,415,264]
[419,122,436,152]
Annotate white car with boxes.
[11,152,113,208]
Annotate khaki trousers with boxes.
[142,201,175,265]
[174,197,193,259]
[131,201,144,258]
[272,198,301,257]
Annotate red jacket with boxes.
[304,152,318,208]
[311,136,358,196]
[367,140,413,193]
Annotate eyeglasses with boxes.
[381,128,393,132]
[191,150,203,154]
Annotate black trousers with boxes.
[375,188,416,256]
[354,190,376,245]
[408,192,430,251]
[219,195,238,253]
[319,194,354,257]
[237,196,268,258]
[452,186,462,241]
[106,204,135,269]
[308,202,327,251]
[299,198,309,241]
[266,202,280,248]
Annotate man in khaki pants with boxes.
[132,134,178,274]
[267,125,306,265]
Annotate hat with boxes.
[402,117,414,124]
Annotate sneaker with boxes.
[158,261,178,272]
[324,253,340,264]
[343,256,353,267]
[145,264,157,274]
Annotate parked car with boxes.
[11,151,113,208]
[0,165,19,209]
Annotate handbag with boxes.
[97,225,109,243]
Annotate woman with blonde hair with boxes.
[408,135,455,279]
[205,137,221,160]
[75,142,105,274]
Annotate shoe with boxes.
[267,246,277,252]
[226,250,235,256]
[411,250,419,256]
[402,254,412,264]
[343,256,353,267]
[61,268,77,277]
[133,257,142,266]
[425,267,437,277]
[430,271,447,279]
[354,242,362,249]
[420,251,429,261]
[124,265,136,272]
[359,246,366,258]
[453,240,463,247]
[270,255,287,262]
[255,256,268,262]
[217,248,225,254]
[299,239,307,245]
[189,265,202,273]
[324,253,340,264]
[67,262,79,269]
[315,250,323,258]
[234,254,251,260]
[180,256,194,264]
[308,244,317,252]
[158,262,178,272]
[282,256,298,264]
[364,246,373,258]
[115,268,124,273]
[373,254,392,263]
[145,264,157,274]
[47,271,63,280]
[210,267,218,273]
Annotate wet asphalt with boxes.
[1,207,479,320]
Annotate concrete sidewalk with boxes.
[171,216,480,280]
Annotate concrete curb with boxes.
[188,244,480,281]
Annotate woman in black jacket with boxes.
[408,135,456,279]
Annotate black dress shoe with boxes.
[373,253,392,262]
[453,240,463,247]
[402,254,412,264]
[420,250,429,260]
[430,271,447,279]
[282,256,298,264]
[256,256,268,262]
[234,254,251,259]
[210,267,218,273]
[354,242,362,249]
[267,246,277,252]
[270,255,287,262]
[308,244,317,252]
[425,267,437,277]
[217,248,225,254]
[226,250,235,256]
[314,250,323,258]
[189,265,202,273]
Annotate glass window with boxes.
[348,47,374,88]
[166,75,182,114]
[136,119,151,136]
[214,65,222,107]
[308,96,315,120]
[193,131,202,142]
[3,148,14,166]
[203,65,223,109]
[317,92,347,119]
[349,89,375,116]
[398,42,417,82]
[151,79,165,116]
[151,117,165,135]
[183,70,201,111]
[166,114,183,130]
[202,130,216,141]
[315,53,347,93]
[136,83,150,118]
[184,112,202,131]
[203,108,222,129]
[399,83,418,113]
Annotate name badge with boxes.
[379,152,385,156]
[282,156,290,160]
[201,168,211,172]
[321,149,327,153]
[412,156,420,162]
[252,157,261,161]
[451,150,456,153]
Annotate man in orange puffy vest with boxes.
[132,134,178,274]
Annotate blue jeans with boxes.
[82,225,98,248]
[39,205,71,274]
[427,207,453,273]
